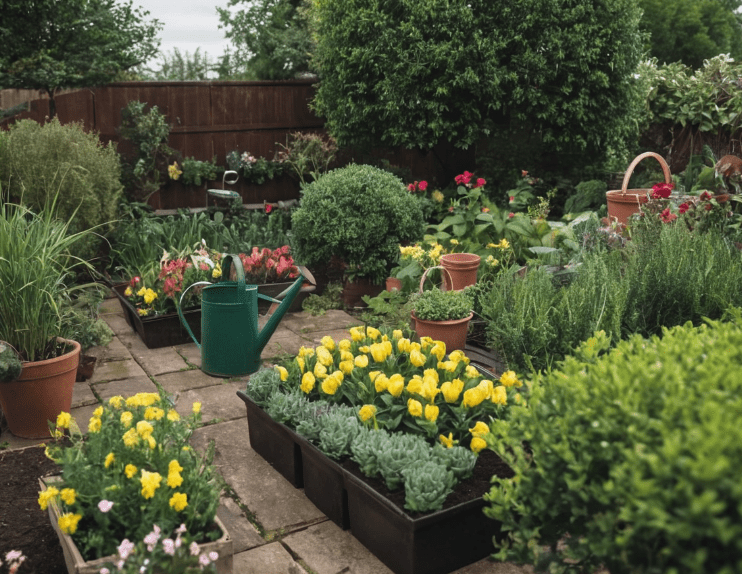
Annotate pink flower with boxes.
[265,204,273,213]
[97,500,114,513]
[407,182,417,192]
[521,170,529,177]
[481,207,490,213]
[418,180,428,191]
[678,202,690,214]
[455,171,473,185]
[651,182,674,199]
[190,541,200,556]
[509,196,514,202]
[508,212,515,219]
[208,551,219,561]
[660,208,677,223]
[199,554,211,566]
[162,538,175,556]
[117,540,135,560]
[472,178,486,188]
[130,276,141,287]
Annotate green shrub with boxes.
[410,287,472,322]
[485,313,742,574]
[0,118,122,259]
[179,156,222,187]
[291,164,425,284]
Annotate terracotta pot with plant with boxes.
[0,199,96,438]
[290,164,425,308]
[410,267,474,352]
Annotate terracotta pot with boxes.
[606,152,671,225]
[0,338,80,438]
[342,277,384,308]
[40,476,233,574]
[411,312,473,352]
[386,277,403,292]
[439,253,480,291]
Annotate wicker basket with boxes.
[606,152,672,225]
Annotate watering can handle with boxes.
[177,281,213,349]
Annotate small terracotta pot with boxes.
[386,277,403,292]
[440,253,481,291]
[0,338,80,438]
[411,312,474,352]
[342,277,384,308]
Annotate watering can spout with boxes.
[256,266,316,352]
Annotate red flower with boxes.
[678,202,690,214]
[660,208,677,223]
[651,182,674,199]
[448,206,455,212]
[474,178,486,188]
[265,204,273,213]
[418,180,428,191]
[509,196,515,202]
[700,191,713,201]
[407,183,416,192]
[521,170,529,177]
[130,276,141,288]
[455,171,473,185]
[508,212,515,219]
[481,207,490,213]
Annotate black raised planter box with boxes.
[344,471,501,574]
[237,392,303,488]
[296,436,350,530]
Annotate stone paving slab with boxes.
[451,559,535,573]
[155,368,233,394]
[98,296,122,315]
[129,343,194,377]
[191,420,326,533]
[89,337,131,362]
[282,521,394,574]
[92,376,159,402]
[175,343,202,369]
[71,379,99,408]
[70,402,102,431]
[174,381,246,423]
[216,495,266,553]
[233,542,304,574]
[279,309,361,335]
[260,330,315,360]
[88,358,148,383]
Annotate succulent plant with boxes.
[403,460,457,513]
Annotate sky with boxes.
[132,0,238,67]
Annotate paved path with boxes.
[2,293,532,574]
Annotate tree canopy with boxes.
[217,0,313,80]
[309,0,644,161]
[638,0,742,69]
[0,0,161,116]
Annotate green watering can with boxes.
[177,254,315,377]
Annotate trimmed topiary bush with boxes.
[484,313,742,574]
[0,118,122,259]
[290,164,425,284]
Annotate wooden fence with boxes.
[1,80,472,206]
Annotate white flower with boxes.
[189,541,200,556]
[208,551,219,561]
[162,538,175,556]
[117,540,135,560]
[199,554,211,566]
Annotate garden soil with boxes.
[0,445,66,574]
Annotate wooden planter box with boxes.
[40,476,233,574]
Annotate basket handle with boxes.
[419,265,453,294]
[621,152,672,195]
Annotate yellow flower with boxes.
[126,392,160,408]
[354,355,369,369]
[358,404,377,422]
[38,486,59,510]
[295,356,306,373]
[349,326,366,342]
[387,376,404,397]
[430,342,446,362]
[301,372,316,393]
[147,435,157,450]
[144,407,165,421]
[298,345,315,357]
[448,350,469,365]
[500,370,522,387]
[320,335,336,351]
[108,396,124,408]
[366,326,381,340]
[406,377,423,396]
[88,417,101,433]
[498,239,510,249]
[321,374,341,395]
[374,373,389,393]
[167,409,180,421]
[104,452,115,469]
[424,404,439,422]
[491,385,507,405]
[423,368,439,385]
[167,471,183,488]
[124,286,132,297]
[338,339,352,351]
[462,386,486,408]
[60,488,76,506]
[125,464,138,478]
[407,399,423,418]
[56,412,71,429]
[369,342,389,363]
[93,406,104,418]
[169,492,188,512]
[137,308,149,316]
[432,190,444,203]
[140,470,162,499]
[122,428,139,447]
[469,421,490,437]
[397,338,411,353]
[470,437,487,454]
[212,264,222,279]
[420,336,435,350]
[169,460,184,474]
[316,345,334,366]
[392,329,403,340]
[421,379,440,402]
[439,433,454,449]
[143,288,157,305]
[464,365,480,378]
[168,162,182,180]
[192,402,201,414]
[339,360,354,375]
[340,350,354,363]
[409,349,426,368]
[275,365,289,381]
[136,420,153,438]
[313,362,328,379]
[450,238,460,246]
[439,360,458,372]
[137,287,146,297]
[441,379,464,403]
[120,411,133,428]
[58,512,82,535]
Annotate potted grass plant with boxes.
[0,197,96,438]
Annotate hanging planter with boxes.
[606,152,672,225]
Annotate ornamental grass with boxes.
[39,393,222,561]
